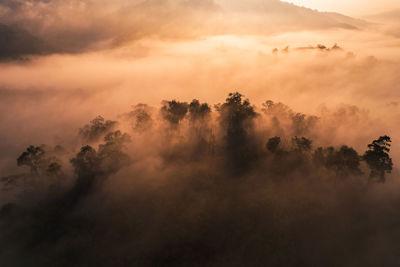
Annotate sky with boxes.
[282,0,400,16]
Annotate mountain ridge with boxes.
[0,0,370,60]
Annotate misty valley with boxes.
[0,93,398,266]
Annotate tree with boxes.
[314,146,362,178]
[17,145,63,177]
[161,100,189,126]
[216,92,257,133]
[363,135,393,183]
[17,145,47,174]
[262,100,319,136]
[125,104,153,131]
[262,100,290,116]
[71,131,132,179]
[333,146,362,177]
[97,131,132,175]
[69,131,132,205]
[79,116,118,142]
[189,99,211,122]
[46,162,62,177]
[70,145,98,178]
[186,99,213,158]
[313,146,334,168]
[291,113,319,136]
[266,137,281,153]
[292,137,312,153]
[216,92,258,175]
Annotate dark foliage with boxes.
[189,99,211,122]
[71,130,131,187]
[125,104,153,131]
[263,100,319,136]
[363,135,393,182]
[17,145,61,176]
[216,92,258,175]
[1,93,397,267]
[79,116,118,142]
[314,145,362,177]
[292,136,312,153]
[266,136,281,153]
[16,145,46,174]
[161,100,189,126]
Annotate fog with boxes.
[1,0,400,266]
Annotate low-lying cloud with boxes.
[1,1,400,266]
[0,0,375,59]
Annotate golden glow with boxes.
[281,0,400,15]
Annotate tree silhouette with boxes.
[186,99,213,159]
[161,100,189,126]
[314,146,362,177]
[70,145,98,178]
[79,116,118,142]
[266,136,281,153]
[313,146,335,168]
[189,99,211,122]
[46,162,62,177]
[292,136,312,153]
[17,146,48,174]
[363,135,393,183]
[291,113,319,136]
[262,100,290,116]
[334,146,362,177]
[65,145,99,207]
[216,92,258,175]
[262,100,318,136]
[17,145,63,177]
[71,131,131,179]
[217,92,257,132]
[97,131,132,175]
[125,104,153,131]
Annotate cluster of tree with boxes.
[67,131,132,205]
[17,145,64,177]
[3,92,397,267]
[8,128,132,252]
[215,92,258,174]
[123,104,153,131]
[71,131,131,178]
[262,99,319,136]
[160,99,212,127]
[273,43,342,54]
[16,129,131,205]
[16,92,394,184]
[79,116,117,141]
[144,92,393,181]
[267,135,393,182]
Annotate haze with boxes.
[282,0,400,16]
[1,1,400,266]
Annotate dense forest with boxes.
[0,92,397,266]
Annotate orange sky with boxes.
[282,0,400,15]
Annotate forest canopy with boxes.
[0,92,396,267]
